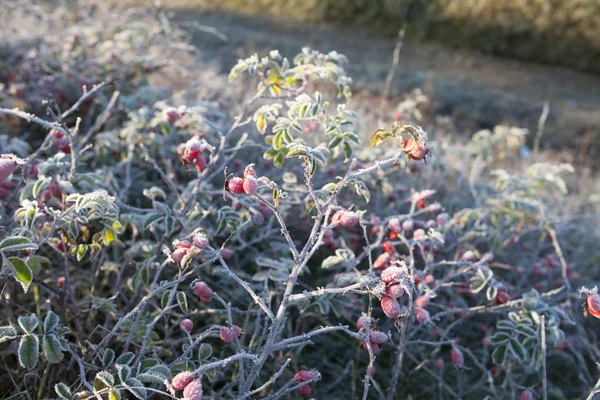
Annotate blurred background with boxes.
[119,0,600,158]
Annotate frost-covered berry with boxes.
[231,325,242,337]
[193,281,213,302]
[180,319,193,332]
[369,330,388,344]
[294,370,319,383]
[381,266,406,285]
[414,307,430,324]
[413,229,426,240]
[385,283,405,298]
[356,316,372,331]
[227,177,245,194]
[415,294,430,308]
[450,347,464,368]
[585,289,600,319]
[381,296,402,319]
[171,371,194,390]
[520,389,533,400]
[382,240,395,254]
[298,385,312,397]
[0,154,24,181]
[333,210,359,227]
[192,233,208,249]
[163,107,180,122]
[182,379,202,400]
[243,177,258,195]
[172,248,188,264]
[220,327,234,343]
[174,240,192,250]
[373,253,390,270]
[221,248,233,259]
[194,155,206,171]
[402,137,428,161]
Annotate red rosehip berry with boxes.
[231,325,242,337]
[182,379,202,400]
[373,253,390,270]
[450,347,464,368]
[194,155,207,171]
[221,248,233,259]
[333,210,359,227]
[381,295,402,319]
[294,370,319,383]
[220,327,234,343]
[385,283,405,298]
[356,316,372,331]
[586,291,600,319]
[362,341,381,355]
[298,385,312,397]
[180,319,193,332]
[163,107,180,122]
[435,358,445,369]
[0,154,24,181]
[171,371,194,390]
[382,240,395,254]
[243,164,257,179]
[227,177,245,194]
[172,248,188,263]
[402,137,429,161]
[414,307,431,324]
[192,233,208,249]
[381,266,406,285]
[415,294,430,308]
[369,330,388,344]
[193,281,213,303]
[243,177,258,195]
[520,389,533,400]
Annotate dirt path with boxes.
[168,9,600,154]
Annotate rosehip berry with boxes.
[220,327,234,343]
[362,341,381,355]
[298,385,312,397]
[387,218,401,232]
[227,177,245,194]
[172,248,188,263]
[369,330,388,344]
[182,379,202,400]
[294,370,319,383]
[414,307,430,324]
[333,210,359,227]
[171,371,194,390]
[416,199,426,209]
[586,291,600,319]
[163,107,179,122]
[381,266,406,285]
[0,154,23,181]
[180,319,193,332]
[373,253,390,270]
[382,240,395,254]
[192,233,208,249]
[221,248,233,259]
[450,347,464,368]
[192,281,213,302]
[194,155,207,171]
[415,294,430,308]
[385,283,405,298]
[381,296,402,319]
[356,316,372,331]
[243,177,258,195]
[174,240,192,250]
[413,229,426,240]
[482,337,491,347]
[231,325,242,337]
[257,203,273,217]
[402,137,428,161]
[520,389,533,400]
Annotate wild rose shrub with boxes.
[1,2,599,399]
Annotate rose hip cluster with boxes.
[379,264,409,319]
[219,325,242,343]
[356,316,389,355]
[293,370,319,397]
[171,372,202,400]
[226,164,259,195]
[171,232,209,265]
[177,136,207,172]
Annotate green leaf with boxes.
[102,227,117,246]
[0,236,38,252]
[115,352,135,366]
[328,135,343,149]
[103,349,115,368]
[142,213,163,231]
[490,332,510,345]
[146,365,170,380]
[27,255,50,274]
[109,390,121,400]
[124,377,146,399]
[198,343,212,360]
[116,364,131,382]
[9,257,33,293]
[96,371,115,387]
[0,325,17,341]
[177,292,188,313]
[18,334,40,369]
[515,324,537,337]
[343,142,352,161]
[509,338,527,361]
[76,244,87,262]
[43,334,64,363]
[139,265,150,286]
[496,320,515,330]
[44,311,60,334]
[137,373,164,385]
[54,383,72,400]
[492,344,507,365]
[18,314,39,334]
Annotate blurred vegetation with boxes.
[156,0,600,74]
